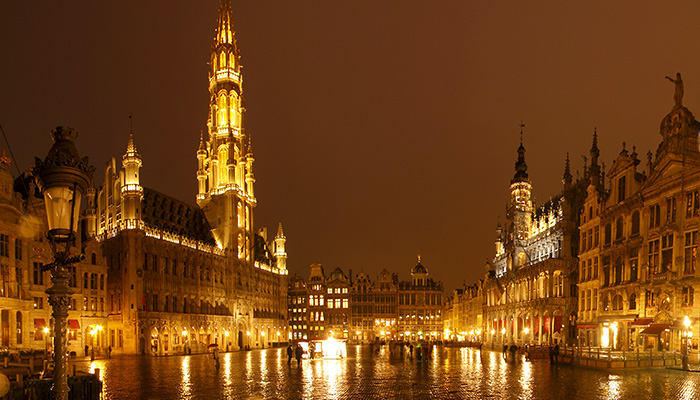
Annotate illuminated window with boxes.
[219,147,228,184]
[218,95,228,127]
[685,231,698,275]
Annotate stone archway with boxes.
[237,320,248,351]
[150,327,159,356]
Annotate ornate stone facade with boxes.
[290,260,444,343]
[483,134,584,348]
[578,75,700,354]
[90,0,288,355]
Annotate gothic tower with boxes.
[121,132,143,226]
[274,223,287,271]
[197,0,255,257]
[508,136,533,270]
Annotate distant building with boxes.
[397,259,444,342]
[444,281,483,342]
[290,259,444,343]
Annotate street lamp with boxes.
[90,325,102,361]
[683,320,690,369]
[43,327,50,359]
[34,126,93,400]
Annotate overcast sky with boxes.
[2,1,700,293]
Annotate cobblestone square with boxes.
[72,345,700,399]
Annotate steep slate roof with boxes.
[141,187,215,244]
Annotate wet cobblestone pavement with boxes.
[71,345,700,399]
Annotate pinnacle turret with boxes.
[512,140,529,184]
[563,153,572,187]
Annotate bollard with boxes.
[94,368,100,380]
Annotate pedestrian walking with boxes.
[552,341,560,365]
[509,344,518,362]
[409,343,413,358]
[295,344,303,364]
[213,347,220,369]
[287,344,294,364]
[108,346,112,358]
[549,343,555,364]
[85,345,89,358]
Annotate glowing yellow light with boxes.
[491,329,495,335]
[523,327,530,335]
[43,327,49,334]
[685,315,691,328]
[246,331,250,336]
[182,330,188,336]
[225,331,230,337]
[501,328,506,335]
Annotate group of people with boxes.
[502,340,560,364]
[286,343,304,364]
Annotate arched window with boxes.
[220,51,226,68]
[237,233,243,258]
[631,211,640,236]
[230,94,238,127]
[629,293,637,310]
[217,95,228,127]
[91,253,97,264]
[237,202,243,227]
[615,217,623,240]
[219,146,228,185]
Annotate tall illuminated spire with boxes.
[198,0,255,258]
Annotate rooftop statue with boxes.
[665,72,683,108]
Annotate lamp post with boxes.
[90,325,102,361]
[34,126,92,400]
[683,315,690,371]
[182,330,188,354]
[43,327,49,360]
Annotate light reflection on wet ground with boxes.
[72,345,700,399]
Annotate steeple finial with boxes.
[214,0,238,54]
[563,153,572,187]
[276,222,285,238]
[588,128,601,187]
[198,130,206,151]
[512,125,528,183]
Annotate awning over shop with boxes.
[34,319,46,329]
[68,320,80,330]
[639,323,670,335]
[576,324,597,329]
[631,318,654,327]
[670,317,698,330]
